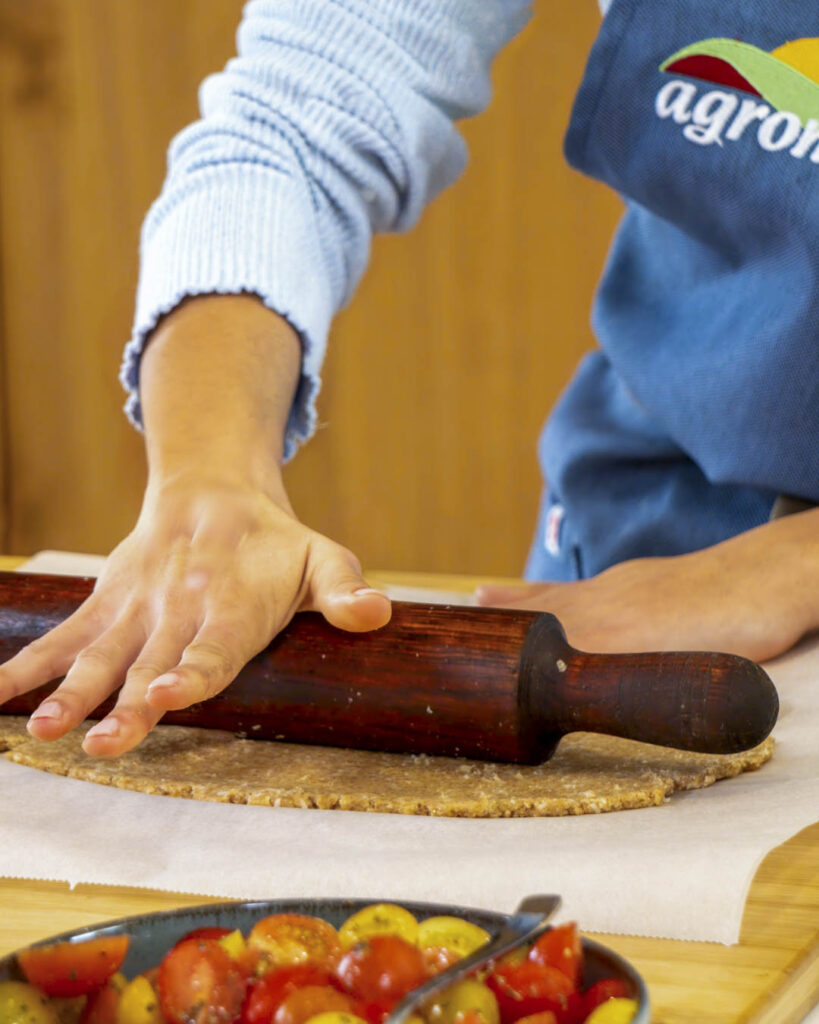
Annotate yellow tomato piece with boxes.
[584,999,639,1024]
[425,979,500,1024]
[417,918,490,959]
[115,977,162,1024]
[496,948,527,969]
[0,981,60,1024]
[109,976,128,995]
[302,1014,370,1024]
[338,904,419,948]
[218,930,246,961]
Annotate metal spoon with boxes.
[386,894,562,1024]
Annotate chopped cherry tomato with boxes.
[495,950,528,970]
[528,926,583,989]
[19,936,131,998]
[335,936,428,1007]
[421,946,462,976]
[580,980,631,1017]
[510,1014,557,1024]
[561,992,586,1024]
[140,968,160,990]
[486,962,573,1024]
[338,906,418,949]
[158,938,247,1024]
[457,1013,498,1024]
[249,917,342,971]
[416,918,490,960]
[80,983,120,1024]
[273,986,357,1024]
[425,979,499,1024]
[175,929,234,948]
[242,966,336,1024]
[300,1015,371,1024]
[583,998,637,1024]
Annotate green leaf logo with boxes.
[661,38,819,123]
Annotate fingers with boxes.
[81,622,196,756]
[26,615,146,741]
[143,616,254,715]
[0,606,104,707]
[306,542,391,632]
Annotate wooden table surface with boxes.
[0,559,817,1024]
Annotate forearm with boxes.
[124,1,532,460]
[140,294,300,500]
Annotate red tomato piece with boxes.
[80,983,121,1024]
[580,979,631,1017]
[159,937,247,1024]
[242,965,337,1024]
[18,935,130,998]
[353,1001,393,1024]
[176,929,234,947]
[486,962,573,1024]
[273,985,358,1024]
[335,935,429,1006]
[560,992,585,1024]
[249,916,342,971]
[528,926,582,990]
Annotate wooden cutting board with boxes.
[0,562,816,1022]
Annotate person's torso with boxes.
[528,0,819,580]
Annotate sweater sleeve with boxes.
[121,0,532,458]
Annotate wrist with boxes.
[144,460,293,513]
[140,293,302,483]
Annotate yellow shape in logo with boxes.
[771,39,819,86]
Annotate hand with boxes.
[0,478,391,757]
[0,294,393,757]
[476,513,819,662]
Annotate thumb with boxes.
[306,542,392,632]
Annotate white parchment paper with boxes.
[1,552,817,944]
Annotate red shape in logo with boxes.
[664,55,762,97]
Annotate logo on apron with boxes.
[655,37,819,156]
[544,504,565,558]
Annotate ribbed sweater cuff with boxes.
[120,165,334,460]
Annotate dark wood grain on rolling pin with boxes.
[0,572,778,763]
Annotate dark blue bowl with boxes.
[0,898,650,1022]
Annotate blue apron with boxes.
[527,0,819,581]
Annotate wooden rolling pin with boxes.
[0,571,778,764]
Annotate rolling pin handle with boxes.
[519,612,779,757]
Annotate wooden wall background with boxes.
[0,0,621,578]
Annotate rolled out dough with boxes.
[0,717,773,817]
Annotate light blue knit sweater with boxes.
[122,0,609,457]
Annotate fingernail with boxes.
[85,718,120,738]
[352,587,388,599]
[29,700,64,723]
[147,673,180,694]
